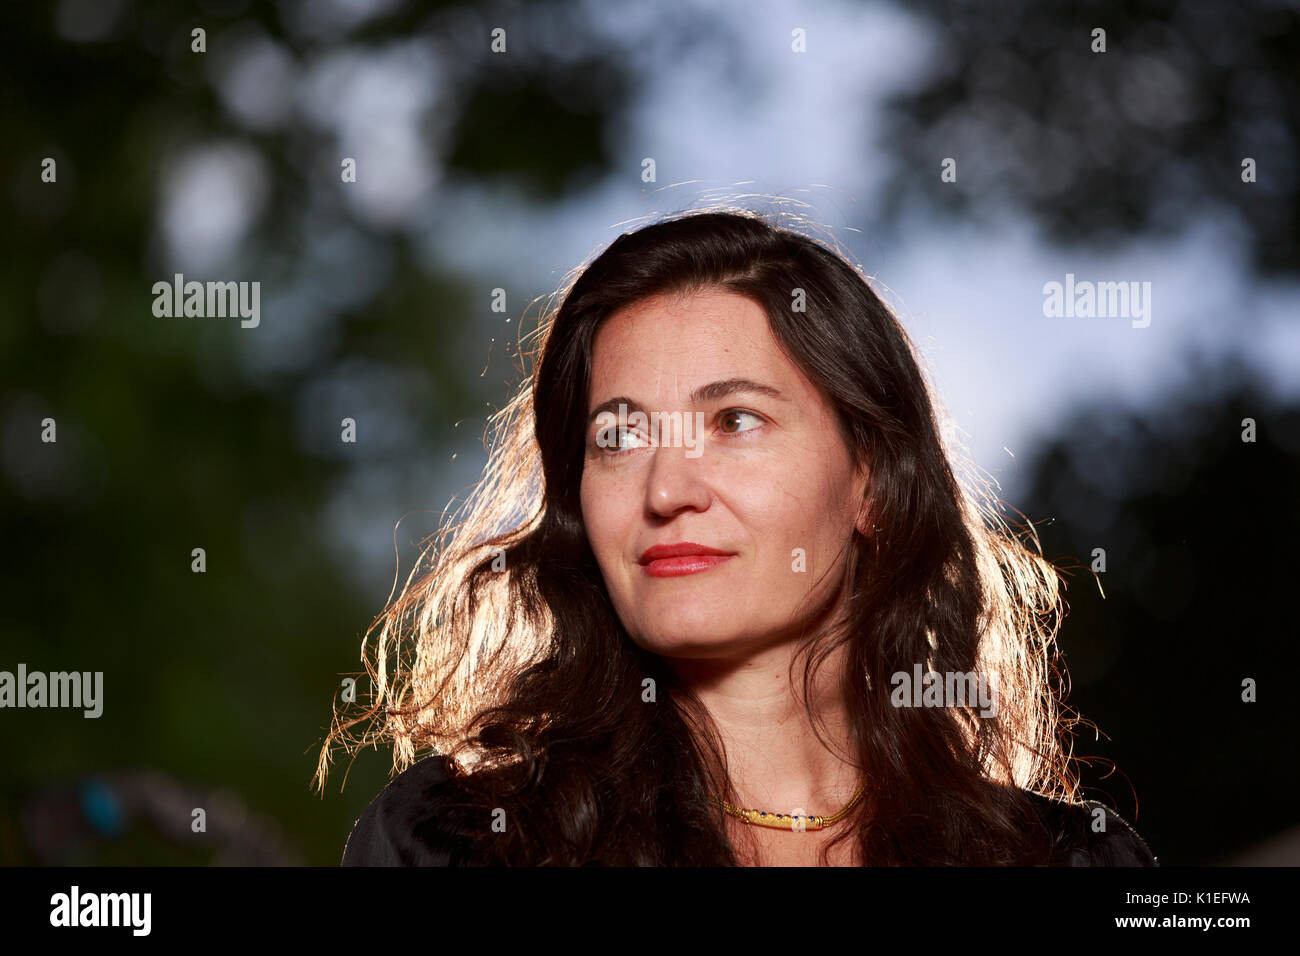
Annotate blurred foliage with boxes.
[882,0,1299,276]
[1022,351,1300,863]
[445,54,633,198]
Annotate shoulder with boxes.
[1021,790,1159,867]
[341,753,467,866]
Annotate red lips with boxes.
[638,542,735,564]
[638,542,736,578]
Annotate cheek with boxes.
[744,462,852,573]
[734,470,803,543]
[579,478,599,550]
[580,473,624,564]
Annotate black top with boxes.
[341,753,1158,866]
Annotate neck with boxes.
[666,638,862,818]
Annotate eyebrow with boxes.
[586,378,788,428]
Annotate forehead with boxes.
[588,290,806,402]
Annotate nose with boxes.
[643,437,712,519]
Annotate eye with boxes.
[595,425,651,454]
[590,409,766,455]
[717,408,765,435]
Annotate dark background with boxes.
[2,0,1296,865]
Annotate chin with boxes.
[627,618,762,659]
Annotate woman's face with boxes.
[579,289,871,659]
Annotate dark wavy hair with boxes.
[315,204,1091,865]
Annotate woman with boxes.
[318,206,1157,866]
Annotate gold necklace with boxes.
[718,780,868,831]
